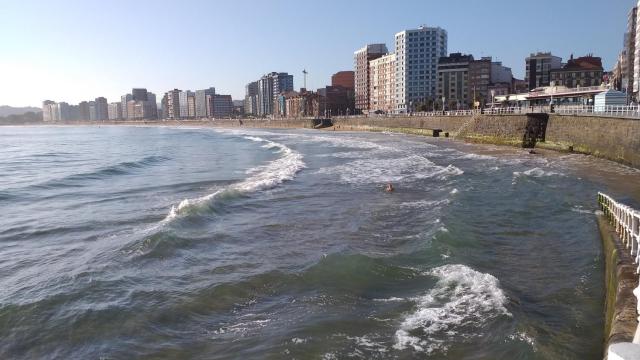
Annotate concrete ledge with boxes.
[598,215,639,356]
[608,343,640,360]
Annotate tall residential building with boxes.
[42,100,55,122]
[525,52,563,90]
[78,101,90,120]
[95,97,109,121]
[394,26,448,112]
[88,101,97,121]
[624,7,637,95]
[187,94,196,118]
[165,89,181,120]
[257,72,294,116]
[331,71,355,89]
[354,44,388,112]
[550,55,604,88]
[213,94,233,117]
[634,0,640,96]
[369,53,396,113]
[132,88,148,101]
[121,94,133,119]
[244,81,259,116]
[437,53,474,109]
[107,102,122,120]
[179,91,195,119]
[468,57,491,107]
[195,87,216,118]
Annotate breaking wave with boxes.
[394,264,510,354]
[164,136,304,221]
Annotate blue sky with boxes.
[0,0,635,107]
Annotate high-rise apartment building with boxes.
[213,94,233,117]
[354,44,388,112]
[244,81,259,116]
[525,52,563,90]
[88,101,97,121]
[331,71,355,89]
[437,53,473,109]
[107,102,122,120]
[257,72,294,116]
[78,101,90,120]
[94,97,109,121]
[132,88,148,101]
[394,26,448,112]
[624,7,637,95]
[634,0,640,96]
[42,100,55,122]
[178,91,195,119]
[121,94,133,119]
[195,87,216,118]
[468,57,491,107]
[369,53,396,113]
[165,89,181,120]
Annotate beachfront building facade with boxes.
[437,53,473,109]
[394,26,448,113]
[256,72,294,116]
[244,81,259,116]
[195,87,216,118]
[331,71,355,90]
[369,53,396,113]
[164,89,181,120]
[94,97,108,121]
[354,44,388,113]
[213,94,233,118]
[468,57,491,108]
[550,55,604,88]
[107,102,122,120]
[525,52,563,90]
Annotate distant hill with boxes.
[0,105,41,117]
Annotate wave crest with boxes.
[165,136,304,221]
[394,264,510,354]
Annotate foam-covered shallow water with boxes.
[1,125,639,359]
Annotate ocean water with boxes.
[1,125,639,359]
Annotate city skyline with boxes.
[1,0,634,107]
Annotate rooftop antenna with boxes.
[302,69,308,89]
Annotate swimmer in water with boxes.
[385,183,394,192]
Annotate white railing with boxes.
[555,105,640,118]
[332,105,640,119]
[599,192,640,359]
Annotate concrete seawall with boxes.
[332,114,640,168]
[597,215,638,356]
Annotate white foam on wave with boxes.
[164,135,305,221]
[394,264,510,354]
[570,205,597,215]
[398,199,451,210]
[317,155,463,185]
[512,167,565,184]
[458,153,496,160]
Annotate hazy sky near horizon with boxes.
[0,0,635,107]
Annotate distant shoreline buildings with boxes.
[44,2,633,121]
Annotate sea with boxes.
[1,125,640,359]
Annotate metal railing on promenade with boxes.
[598,192,640,357]
[555,105,640,118]
[332,105,640,119]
